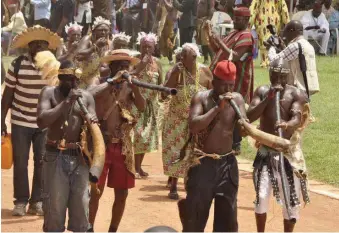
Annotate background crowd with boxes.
[2,0,339,61]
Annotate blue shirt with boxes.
[31,0,51,20]
[329,10,339,29]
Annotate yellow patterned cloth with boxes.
[249,0,289,67]
[196,17,210,46]
[132,58,163,154]
[119,102,137,175]
[162,65,206,178]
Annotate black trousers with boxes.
[179,27,195,46]
[184,154,239,232]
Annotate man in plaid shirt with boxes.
[267,20,320,98]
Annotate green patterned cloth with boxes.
[133,60,162,154]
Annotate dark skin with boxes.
[197,0,214,18]
[304,4,326,32]
[189,78,247,154]
[163,47,212,94]
[134,39,163,177]
[88,59,145,232]
[163,46,212,196]
[281,20,304,46]
[324,0,332,9]
[76,24,112,61]
[1,40,49,135]
[205,16,251,61]
[56,30,82,62]
[247,65,308,233]
[37,76,97,142]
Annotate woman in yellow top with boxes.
[249,0,290,67]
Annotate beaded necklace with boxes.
[182,63,200,105]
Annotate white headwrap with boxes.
[65,22,83,35]
[112,32,131,44]
[174,47,183,55]
[182,43,201,57]
[92,16,111,30]
[136,32,158,45]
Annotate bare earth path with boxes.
[1,151,339,232]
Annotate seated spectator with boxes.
[1,3,27,54]
[327,0,339,53]
[322,0,336,20]
[301,1,330,55]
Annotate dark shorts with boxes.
[184,154,239,232]
[98,143,135,189]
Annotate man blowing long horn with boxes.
[37,60,99,232]
[179,60,247,232]
[247,58,311,232]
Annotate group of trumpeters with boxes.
[2,7,319,232]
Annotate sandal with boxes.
[168,191,179,200]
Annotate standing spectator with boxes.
[111,0,117,33]
[249,0,290,67]
[301,1,330,55]
[74,0,92,36]
[30,0,51,28]
[92,0,112,23]
[2,3,27,54]
[173,0,197,46]
[268,20,320,97]
[22,0,35,27]
[50,0,75,39]
[122,0,142,48]
[1,25,62,216]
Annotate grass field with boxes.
[1,55,339,186]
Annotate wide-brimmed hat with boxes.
[101,49,140,65]
[11,25,62,50]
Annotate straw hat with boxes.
[11,25,62,50]
[101,49,140,65]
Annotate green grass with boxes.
[2,54,339,186]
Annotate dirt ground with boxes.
[1,151,339,232]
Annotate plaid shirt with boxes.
[268,37,304,62]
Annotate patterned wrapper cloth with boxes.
[162,66,206,178]
[132,59,162,154]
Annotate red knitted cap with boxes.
[213,60,237,83]
[234,7,251,17]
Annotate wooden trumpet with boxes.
[228,98,291,152]
[121,73,178,95]
[77,97,105,185]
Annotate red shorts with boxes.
[98,143,135,189]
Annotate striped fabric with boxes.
[211,30,254,103]
[5,55,48,128]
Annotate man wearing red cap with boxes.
[180,60,247,232]
[206,6,254,155]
